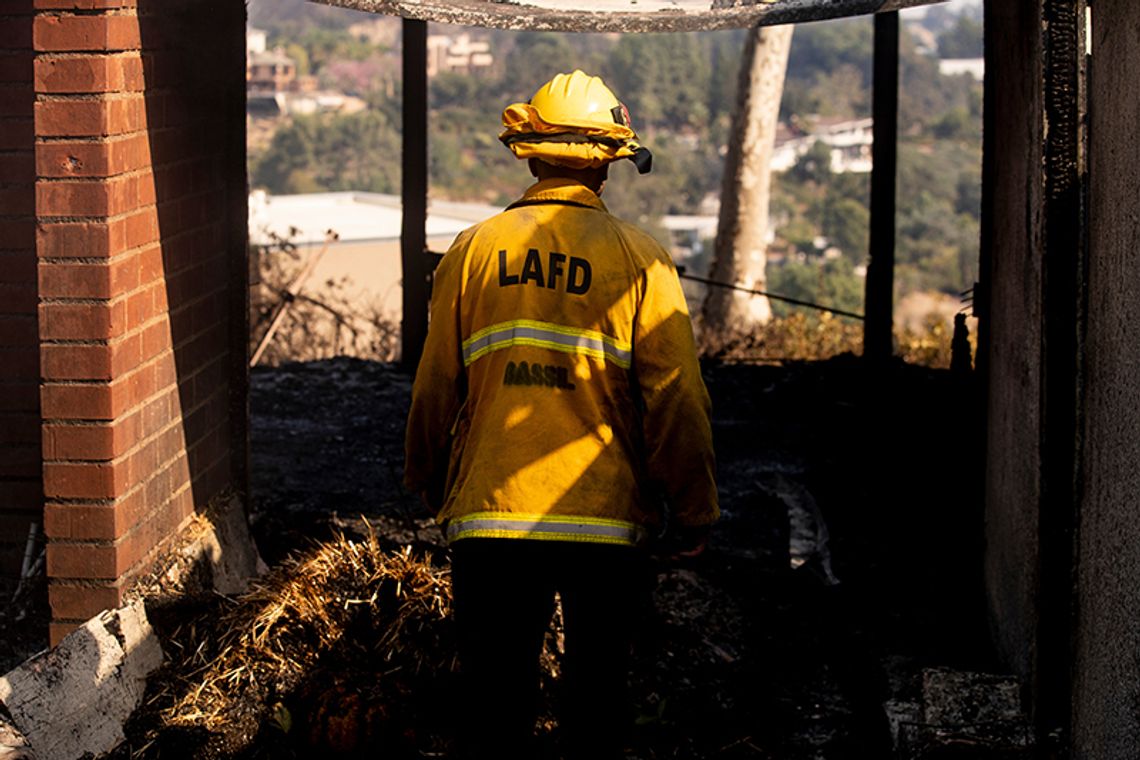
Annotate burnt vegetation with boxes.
[106,350,993,758]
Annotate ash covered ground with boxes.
[240,355,997,759]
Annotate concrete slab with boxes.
[0,602,162,760]
[885,667,1032,759]
[922,667,1022,726]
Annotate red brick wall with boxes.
[32,0,247,643]
[0,0,42,586]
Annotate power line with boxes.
[424,252,866,322]
[676,268,866,321]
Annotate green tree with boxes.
[822,196,869,263]
[899,26,981,132]
[604,33,710,132]
[707,30,746,131]
[285,43,310,77]
[782,17,873,119]
[789,140,833,185]
[296,27,373,75]
[249,0,360,35]
[893,142,982,295]
[955,165,982,217]
[807,63,870,118]
[252,117,318,192]
[768,257,863,318]
[938,16,984,58]
[251,111,401,195]
[506,34,582,102]
[431,72,479,110]
[778,217,817,254]
[922,5,958,34]
[930,106,973,140]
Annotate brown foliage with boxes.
[699,312,864,362]
[698,311,972,369]
[150,534,454,753]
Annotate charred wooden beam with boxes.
[401,17,429,372]
[312,0,943,33]
[1037,0,1086,746]
[864,10,898,363]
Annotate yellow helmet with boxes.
[500,70,653,174]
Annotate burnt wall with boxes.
[1072,0,1140,752]
[981,0,1045,685]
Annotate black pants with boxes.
[450,539,648,760]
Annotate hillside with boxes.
[246,8,983,328]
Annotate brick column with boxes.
[0,1,41,585]
[34,0,248,644]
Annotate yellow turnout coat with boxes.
[404,178,718,545]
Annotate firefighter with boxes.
[404,70,719,760]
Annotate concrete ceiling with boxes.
[310,0,944,32]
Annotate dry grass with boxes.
[153,528,454,745]
[896,313,978,370]
[699,312,864,362]
[127,527,570,755]
[699,311,976,369]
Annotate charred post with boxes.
[401,18,430,372]
[1037,0,1086,745]
[864,10,899,363]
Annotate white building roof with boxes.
[248,191,500,247]
[939,58,985,80]
[246,28,267,55]
[661,215,719,237]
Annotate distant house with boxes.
[248,48,297,98]
[771,116,874,174]
[939,58,985,80]
[426,33,494,77]
[247,27,267,57]
[246,36,365,118]
[660,214,720,264]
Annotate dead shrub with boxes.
[698,311,974,369]
[250,231,400,366]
